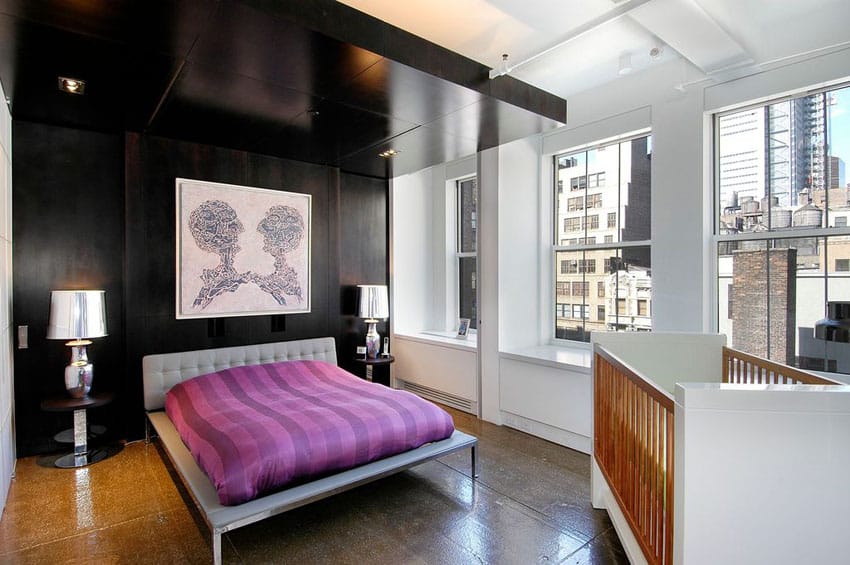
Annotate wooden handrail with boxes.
[722,347,844,386]
[594,346,674,565]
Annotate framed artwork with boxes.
[175,178,311,319]
[457,318,471,339]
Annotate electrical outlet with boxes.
[17,325,27,349]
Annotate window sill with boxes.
[500,344,591,373]
[393,331,477,351]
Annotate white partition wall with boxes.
[0,82,14,516]
[674,383,850,565]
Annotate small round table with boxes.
[353,355,395,382]
[40,392,115,468]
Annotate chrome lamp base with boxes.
[65,341,93,398]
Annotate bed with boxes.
[143,337,478,564]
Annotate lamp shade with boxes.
[357,285,389,320]
[47,290,108,340]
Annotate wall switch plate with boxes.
[17,325,27,349]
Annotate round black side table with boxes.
[40,392,116,468]
[353,355,395,382]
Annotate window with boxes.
[554,133,653,342]
[556,282,570,295]
[556,303,569,318]
[637,300,648,316]
[571,281,589,296]
[457,177,478,330]
[716,83,850,374]
[565,217,582,232]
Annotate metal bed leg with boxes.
[213,530,222,565]
[471,444,479,479]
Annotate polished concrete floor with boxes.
[0,408,627,564]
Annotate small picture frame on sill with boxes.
[457,318,471,339]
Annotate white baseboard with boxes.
[500,411,591,454]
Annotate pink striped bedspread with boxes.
[164,360,455,505]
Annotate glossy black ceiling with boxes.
[0,0,566,178]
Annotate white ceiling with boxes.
[339,0,850,98]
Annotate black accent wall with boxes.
[12,122,389,456]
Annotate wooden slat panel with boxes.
[722,347,843,385]
[593,347,674,565]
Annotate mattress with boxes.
[165,359,455,505]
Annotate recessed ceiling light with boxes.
[378,149,400,158]
[58,76,85,95]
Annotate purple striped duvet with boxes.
[165,360,455,505]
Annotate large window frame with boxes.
[456,176,478,331]
[713,81,850,373]
[552,131,653,344]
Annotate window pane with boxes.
[555,152,587,244]
[459,256,477,330]
[555,246,652,341]
[718,86,850,234]
[620,136,652,242]
[458,178,477,253]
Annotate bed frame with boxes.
[142,337,478,565]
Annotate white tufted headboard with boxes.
[142,337,338,411]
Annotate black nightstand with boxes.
[41,392,117,468]
[353,355,395,383]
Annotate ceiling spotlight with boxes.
[378,148,400,158]
[649,46,664,60]
[618,53,633,76]
[58,76,86,95]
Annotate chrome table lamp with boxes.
[357,284,389,359]
[47,290,107,398]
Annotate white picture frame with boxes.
[175,178,311,319]
[457,318,471,339]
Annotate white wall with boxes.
[674,382,850,565]
[498,137,543,350]
[0,80,13,516]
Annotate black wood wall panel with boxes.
[11,124,388,455]
[337,172,390,382]
[12,121,125,456]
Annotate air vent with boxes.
[397,380,475,413]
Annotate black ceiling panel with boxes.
[0,0,567,178]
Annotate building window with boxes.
[556,282,570,295]
[554,133,653,342]
[571,281,589,296]
[457,177,477,330]
[556,303,569,318]
[637,299,648,316]
[715,82,850,373]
